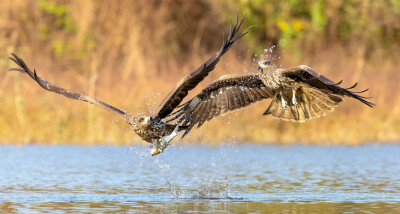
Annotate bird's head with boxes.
[258,58,275,73]
[137,116,154,128]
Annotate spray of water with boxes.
[130,143,239,199]
[253,43,283,67]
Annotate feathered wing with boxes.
[167,74,273,137]
[9,54,136,125]
[263,84,345,122]
[264,65,374,122]
[282,65,374,107]
[155,14,254,119]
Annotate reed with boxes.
[0,0,399,145]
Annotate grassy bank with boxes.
[0,0,399,145]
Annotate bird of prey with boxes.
[9,14,253,156]
[168,58,374,137]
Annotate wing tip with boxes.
[344,83,375,108]
[220,13,255,54]
[9,53,38,80]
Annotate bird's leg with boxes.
[292,89,297,106]
[162,125,179,143]
[280,92,287,109]
[150,125,180,156]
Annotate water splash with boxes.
[191,179,229,199]
[131,144,239,200]
[134,147,151,167]
[253,43,283,67]
[141,91,163,115]
[152,156,188,199]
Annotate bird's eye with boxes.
[139,118,144,122]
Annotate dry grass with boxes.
[0,0,399,145]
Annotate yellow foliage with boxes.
[277,21,289,32]
[293,20,303,31]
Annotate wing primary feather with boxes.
[166,107,186,123]
[335,80,343,85]
[227,88,238,110]
[223,88,231,112]
[346,82,358,89]
[9,53,134,124]
[207,95,218,121]
[198,100,211,127]
[235,87,247,107]
[230,89,240,110]
[241,88,251,106]
[214,90,224,117]
[194,102,206,121]
[168,105,186,117]
[352,88,369,93]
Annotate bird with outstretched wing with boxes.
[168,58,374,137]
[9,14,253,155]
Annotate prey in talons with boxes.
[151,126,180,156]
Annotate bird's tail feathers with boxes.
[263,87,343,122]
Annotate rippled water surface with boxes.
[1,144,400,213]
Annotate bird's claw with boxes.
[150,126,179,156]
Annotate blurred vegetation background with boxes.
[0,0,399,145]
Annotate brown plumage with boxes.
[8,14,253,155]
[168,59,374,137]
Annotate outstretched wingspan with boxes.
[9,54,136,125]
[167,74,273,137]
[155,14,254,119]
